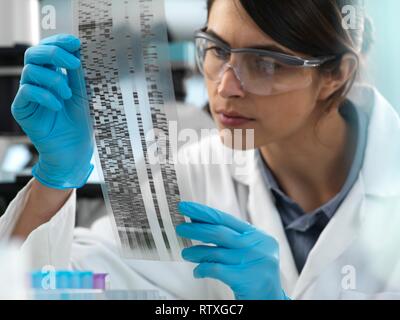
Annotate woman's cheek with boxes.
[252,94,316,144]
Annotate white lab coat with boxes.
[1,84,400,300]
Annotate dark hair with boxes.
[206,0,374,109]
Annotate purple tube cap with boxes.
[93,273,108,290]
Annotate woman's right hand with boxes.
[12,34,94,190]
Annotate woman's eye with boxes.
[257,60,276,74]
[208,47,229,60]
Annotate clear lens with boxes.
[195,37,313,96]
[195,37,230,81]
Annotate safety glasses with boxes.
[194,29,338,96]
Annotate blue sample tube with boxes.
[31,271,46,289]
[56,271,72,289]
[79,271,94,289]
[70,271,82,289]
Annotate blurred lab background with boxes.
[0,0,399,226]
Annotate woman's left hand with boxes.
[176,201,289,300]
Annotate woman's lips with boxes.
[217,112,255,127]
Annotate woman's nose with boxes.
[217,67,245,98]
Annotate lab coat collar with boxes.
[348,84,400,197]
[292,177,366,298]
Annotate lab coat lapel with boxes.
[246,161,299,294]
[291,177,366,298]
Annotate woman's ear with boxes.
[317,53,358,101]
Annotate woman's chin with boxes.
[218,128,256,151]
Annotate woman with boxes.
[1,0,400,299]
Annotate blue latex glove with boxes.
[176,201,289,300]
[11,34,94,189]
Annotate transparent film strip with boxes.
[73,0,192,260]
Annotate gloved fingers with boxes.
[67,66,88,99]
[38,35,82,79]
[21,64,72,100]
[193,262,238,285]
[194,262,284,300]
[178,201,254,234]
[176,222,253,249]
[12,84,62,120]
[24,44,81,70]
[39,34,81,53]
[182,245,248,265]
[56,44,87,100]
[44,64,57,71]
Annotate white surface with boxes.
[0,242,29,299]
[0,0,39,46]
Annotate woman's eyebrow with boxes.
[205,28,230,46]
[206,28,291,55]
